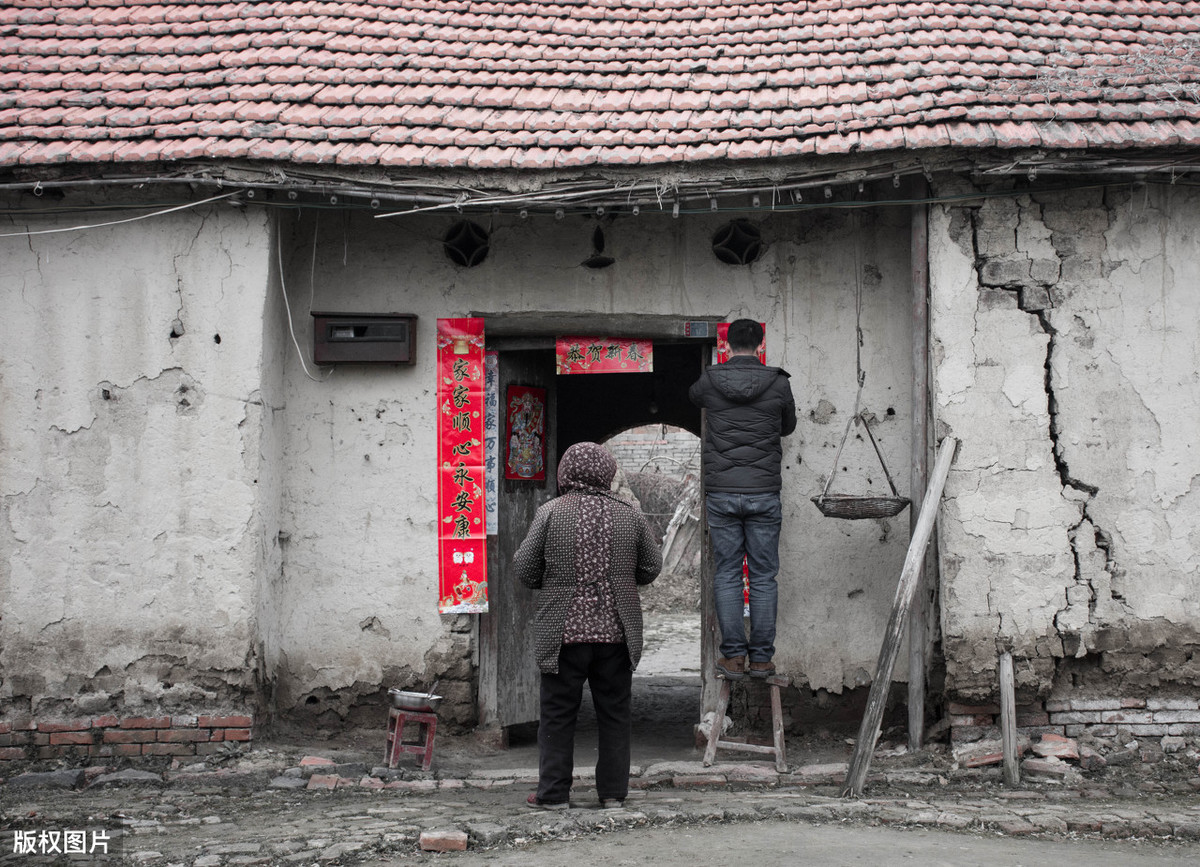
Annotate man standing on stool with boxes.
[689,319,797,681]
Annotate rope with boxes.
[817,211,902,503]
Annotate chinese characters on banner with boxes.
[483,352,499,534]
[436,319,488,613]
[555,336,653,374]
[717,321,767,613]
[504,385,547,481]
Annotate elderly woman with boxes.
[513,441,662,810]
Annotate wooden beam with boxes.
[908,192,931,752]
[999,651,1021,786]
[842,436,958,798]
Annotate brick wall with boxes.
[950,697,1200,744]
[606,425,699,480]
[0,714,253,762]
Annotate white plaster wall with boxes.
[932,183,1200,699]
[0,200,275,716]
[274,205,913,706]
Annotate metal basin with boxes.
[388,689,442,713]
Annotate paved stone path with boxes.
[3,743,1200,865]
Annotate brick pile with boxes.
[0,714,253,762]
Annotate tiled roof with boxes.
[1,0,1199,172]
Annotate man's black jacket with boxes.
[688,355,797,494]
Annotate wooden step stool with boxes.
[384,707,438,771]
[702,673,790,772]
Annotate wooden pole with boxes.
[999,651,1021,786]
[908,189,931,752]
[842,435,958,797]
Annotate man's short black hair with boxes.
[727,319,763,352]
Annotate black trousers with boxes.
[537,642,633,804]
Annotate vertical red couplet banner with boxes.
[437,318,489,613]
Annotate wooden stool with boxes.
[384,707,438,771]
[702,673,790,772]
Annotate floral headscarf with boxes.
[557,441,618,495]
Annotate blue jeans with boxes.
[706,492,781,663]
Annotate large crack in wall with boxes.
[946,184,1200,700]
[972,193,1124,668]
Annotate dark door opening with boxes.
[481,338,713,755]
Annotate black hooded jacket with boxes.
[688,355,797,493]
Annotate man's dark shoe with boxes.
[748,661,776,678]
[526,793,569,810]
[715,656,747,680]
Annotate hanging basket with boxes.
[811,493,910,520]
[812,410,911,521]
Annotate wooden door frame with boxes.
[474,313,721,744]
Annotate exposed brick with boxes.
[93,714,120,728]
[158,728,211,743]
[50,731,94,746]
[89,745,114,758]
[109,744,144,757]
[1048,711,1102,724]
[121,716,171,729]
[1152,710,1200,724]
[307,774,339,790]
[0,722,10,735]
[104,729,159,744]
[1167,723,1200,736]
[419,830,468,852]
[950,724,998,743]
[142,743,196,756]
[37,719,92,733]
[33,733,50,746]
[948,702,999,715]
[0,747,28,760]
[198,714,253,728]
[1102,710,1153,724]
[950,713,994,727]
[171,715,199,727]
[1147,698,1199,711]
[1120,698,1148,709]
[1015,711,1050,726]
[1032,733,1078,759]
[1117,724,1170,736]
[211,728,252,742]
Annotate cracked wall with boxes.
[0,197,275,718]
[931,180,1200,701]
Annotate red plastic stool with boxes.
[384,707,438,771]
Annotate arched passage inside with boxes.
[604,423,704,745]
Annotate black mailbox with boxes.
[312,312,417,364]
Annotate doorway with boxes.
[478,333,712,745]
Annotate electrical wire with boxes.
[276,214,333,384]
[0,192,238,237]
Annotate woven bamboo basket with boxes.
[811,493,910,520]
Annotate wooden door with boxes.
[478,347,557,733]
